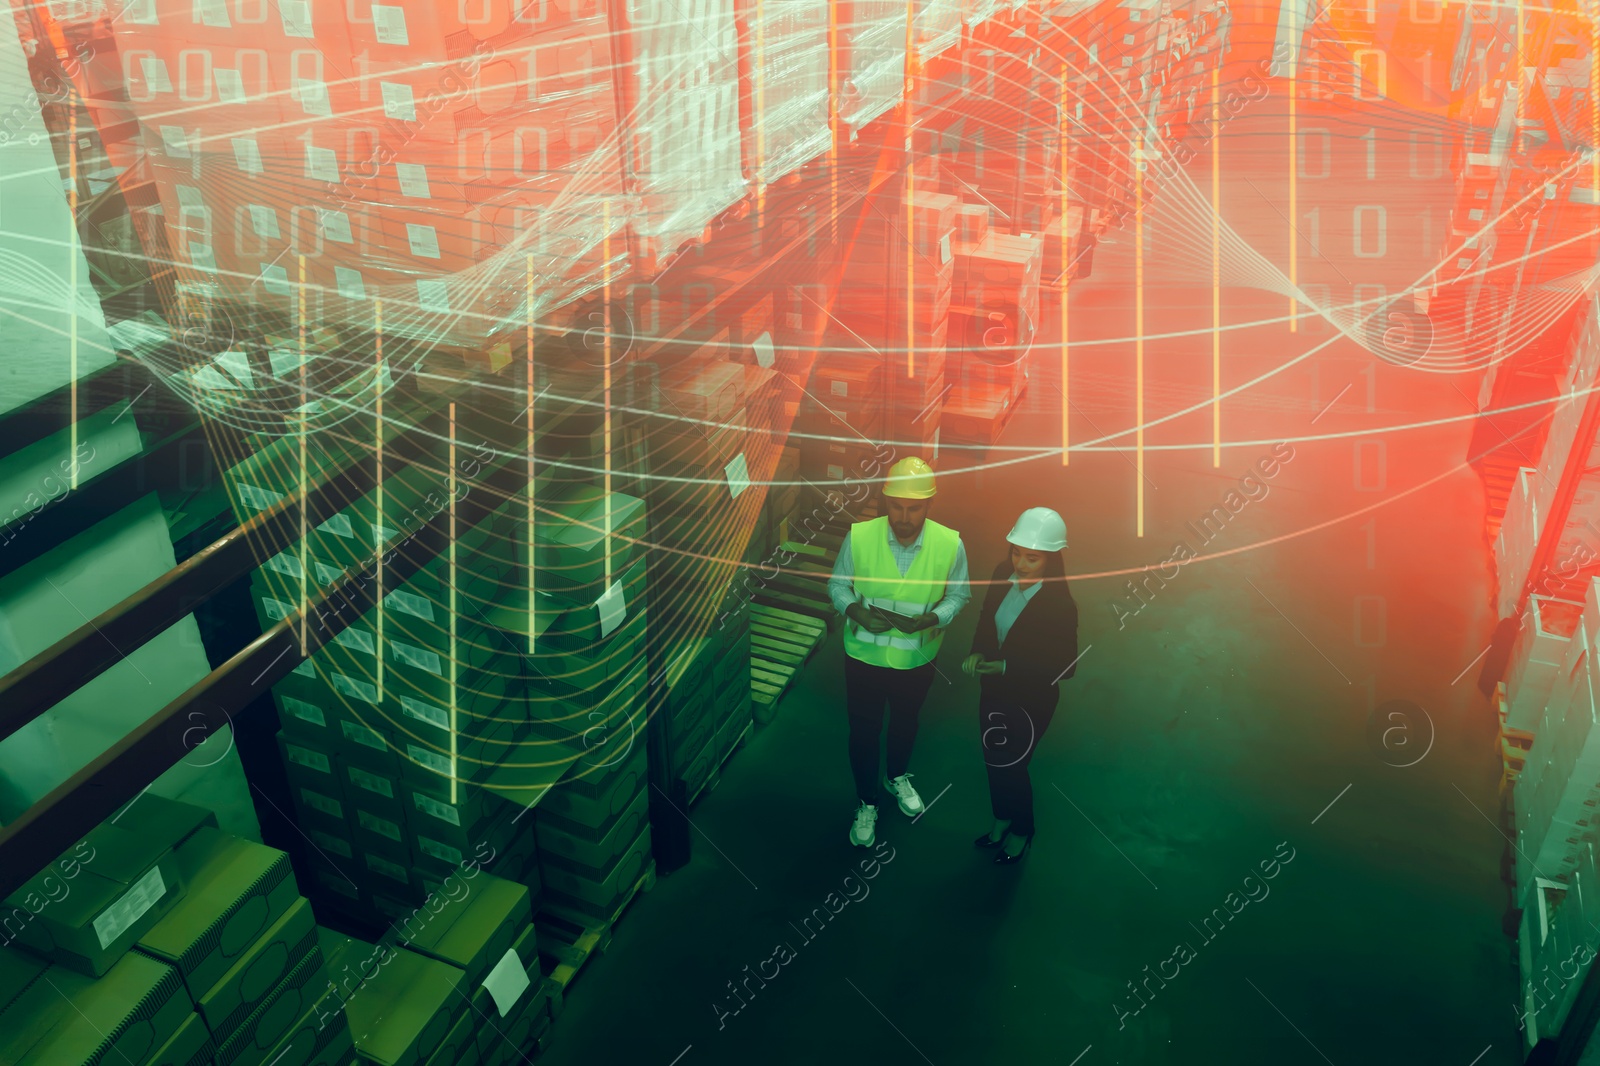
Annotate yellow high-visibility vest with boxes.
[842,516,960,669]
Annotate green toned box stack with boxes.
[223,433,646,928]
[0,794,354,1066]
[319,871,554,1066]
[650,616,755,808]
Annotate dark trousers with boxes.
[845,656,937,805]
[977,689,1058,836]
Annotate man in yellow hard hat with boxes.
[827,456,970,847]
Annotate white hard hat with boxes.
[1006,507,1067,552]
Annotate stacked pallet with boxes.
[1,794,357,1066]
[222,422,662,929]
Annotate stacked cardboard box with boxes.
[223,430,644,921]
[323,872,550,1066]
[1,796,353,1066]
[137,825,345,1066]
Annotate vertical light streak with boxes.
[603,203,613,586]
[1135,136,1145,538]
[1060,63,1070,465]
[69,107,78,485]
[1212,66,1222,467]
[297,254,308,653]
[1289,52,1298,332]
[526,255,536,655]
[375,298,383,701]
[448,402,458,806]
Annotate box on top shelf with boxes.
[212,937,328,1066]
[0,949,192,1066]
[345,944,463,1066]
[194,895,317,1041]
[146,1011,214,1066]
[134,826,301,1005]
[396,872,530,989]
[3,818,187,978]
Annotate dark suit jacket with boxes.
[969,560,1080,710]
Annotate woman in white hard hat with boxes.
[962,507,1079,865]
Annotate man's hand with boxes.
[900,611,939,634]
[847,602,892,634]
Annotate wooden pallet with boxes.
[749,604,826,716]
[535,860,657,1013]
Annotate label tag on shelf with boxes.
[752,332,775,369]
[483,948,530,1017]
[597,580,627,638]
[725,452,750,498]
[93,867,166,950]
[940,233,952,263]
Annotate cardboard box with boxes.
[0,947,47,1014]
[470,924,547,1060]
[353,809,413,864]
[136,828,301,1005]
[360,852,426,905]
[398,873,530,988]
[537,732,648,828]
[539,825,653,920]
[4,823,185,977]
[658,358,747,422]
[340,758,406,822]
[197,896,317,1040]
[278,733,342,800]
[0,951,193,1066]
[214,945,329,1066]
[346,948,464,1066]
[529,484,648,598]
[111,795,217,853]
[411,814,524,884]
[146,1010,214,1066]
[250,984,354,1066]
[429,1010,482,1066]
[536,786,648,868]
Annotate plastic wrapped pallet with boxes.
[913,0,959,59]
[834,0,908,131]
[735,0,832,185]
[613,0,746,270]
[0,7,115,415]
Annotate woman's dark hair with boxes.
[1008,543,1067,580]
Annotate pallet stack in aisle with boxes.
[1,793,356,1066]
[220,421,654,928]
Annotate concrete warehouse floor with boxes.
[535,91,1520,1066]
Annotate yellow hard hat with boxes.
[883,457,937,499]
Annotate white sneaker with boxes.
[885,773,925,817]
[849,803,878,847]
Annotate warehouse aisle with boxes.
[535,100,1518,1066]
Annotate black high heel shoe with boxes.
[974,829,1006,849]
[993,833,1033,865]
